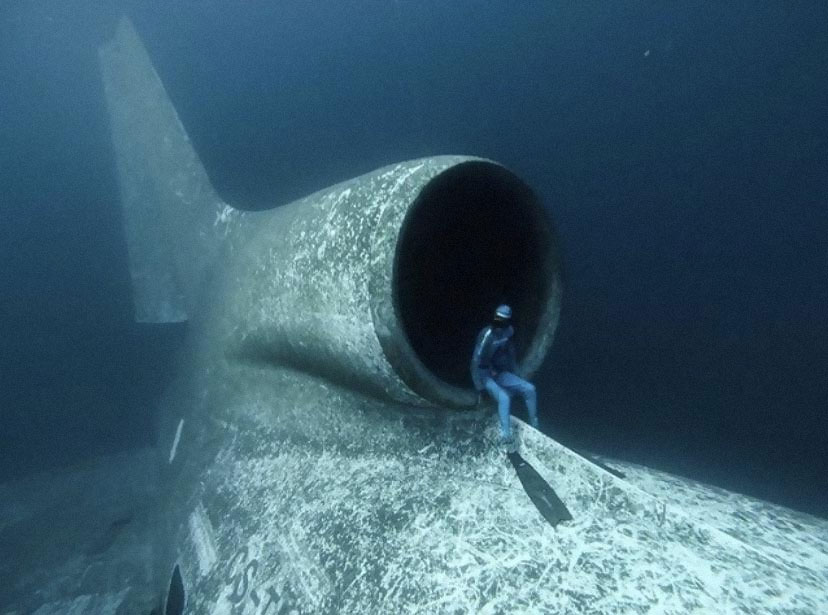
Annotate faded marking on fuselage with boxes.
[189,503,218,577]
[215,533,332,615]
[169,418,184,463]
[221,544,276,615]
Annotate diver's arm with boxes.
[470,328,494,390]
[473,328,495,369]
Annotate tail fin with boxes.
[98,17,235,323]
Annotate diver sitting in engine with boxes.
[470,305,539,449]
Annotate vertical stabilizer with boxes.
[99,17,236,323]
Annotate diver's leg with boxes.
[484,378,512,439]
[495,372,538,428]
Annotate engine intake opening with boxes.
[394,161,559,390]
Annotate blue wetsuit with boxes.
[470,324,538,439]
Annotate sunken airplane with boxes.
[95,16,827,615]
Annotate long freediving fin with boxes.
[508,452,573,526]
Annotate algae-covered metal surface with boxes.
[76,15,828,614]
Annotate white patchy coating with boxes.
[276,529,334,610]
[169,417,184,463]
[189,502,219,577]
[219,157,480,407]
[99,15,581,614]
[95,129,816,610]
[596,456,828,580]
[172,368,828,615]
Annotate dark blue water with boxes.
[1,1,826,516]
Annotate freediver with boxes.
[470,304,539,449]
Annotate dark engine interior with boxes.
[394,161,559,388]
